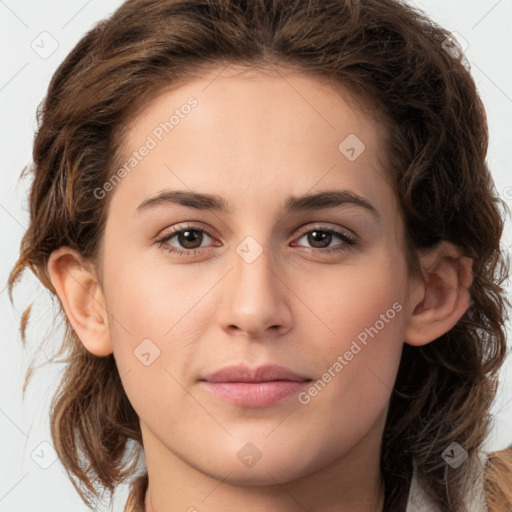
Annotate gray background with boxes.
[1,1,511,511]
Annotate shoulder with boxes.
[484,446,512,512]
[406,449,502,512]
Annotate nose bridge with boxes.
[218,234,292,337]
[235,235,276,299]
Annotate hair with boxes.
[8,0,512,510]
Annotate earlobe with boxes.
[404,241,473,347]
[47,247,113,356]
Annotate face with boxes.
[98,65,412,485]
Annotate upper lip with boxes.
[201,364,311,383]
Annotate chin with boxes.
[208,462,311,487]
[194,445,322,487]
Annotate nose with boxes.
[217,242,293,340]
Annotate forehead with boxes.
[108,65,396,220]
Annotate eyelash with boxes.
[156,223,358,257]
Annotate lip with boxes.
[201,364,310,383]
[200,364,311,408]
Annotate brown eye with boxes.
[156,225,216,256]
[306,230,333,249]
[175,229,205,249]
[293,227,357,253]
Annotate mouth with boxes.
[199,364,312,408]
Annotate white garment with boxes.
[405,451,489,511]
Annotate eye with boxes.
[292,226,357,254]
[156,224,217,257]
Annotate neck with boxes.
[145,476,385,512]
[146,480,385,512]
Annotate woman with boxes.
[8,0,512,510]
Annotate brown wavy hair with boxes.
[8,0,512,510]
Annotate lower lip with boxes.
[201,380,309,407]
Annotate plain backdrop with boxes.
[1,1,511,511]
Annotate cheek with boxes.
[103,250,209,341]
[101,258,198,426]
[295,256,405,349]
[101,253,210,404]
[295,252,407,404]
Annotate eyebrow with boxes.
[136,189,380,219]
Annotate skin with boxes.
[47,64,473,512]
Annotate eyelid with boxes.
[156,221,217,241]
[294,222,356,240]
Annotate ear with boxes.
[404,241,473,346]
[47,247,112,356]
